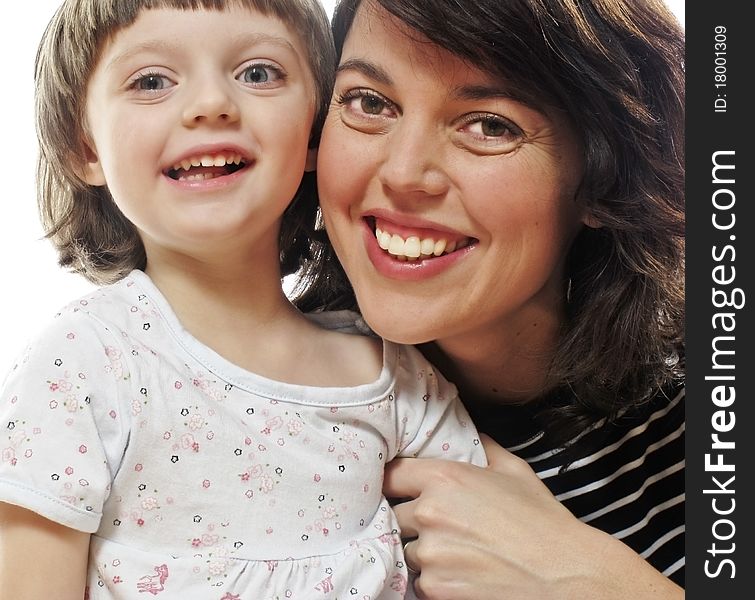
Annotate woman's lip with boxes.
[362,220,475,280]
[365,209,470,240]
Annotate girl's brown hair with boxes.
[297,0,685,445]
[36,0,335,284]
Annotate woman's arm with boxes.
[385,435,683,600]
[0,502,90,600]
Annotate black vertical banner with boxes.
[686,1,754,597]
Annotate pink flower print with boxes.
[249,464,263,478]
[390,573,408,593]
[259,475,274,493]
[1,448,16,465]
[180,433,196,449]
[220,594,240,600]
[202,479,211,489]
[65,395,79,412]
[315,575,334,593]
[260,416,283,435]
[313,474,321,482]
[136,564,169,595]
[288,419,304,436]
[113,576,122,584]
[137,518,145,527]
[132,400,143,416]
[174,381,183,390]
[105,347,124,378]
[442,442,450,452]
[135,463,143,472]
[239,472,250,482]
[208,560,227,576]
[141,497,159,510]
[79,445,88,454]
[201,533,219,546]
[187,414,205,431]
[192,538,202,547]
[65,466,74,476]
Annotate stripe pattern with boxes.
[484,386,685,587]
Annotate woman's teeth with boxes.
[375,226,467,261]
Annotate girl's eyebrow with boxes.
[336,58,393,86]
[106,33,299,72]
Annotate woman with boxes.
[298,0,684,597]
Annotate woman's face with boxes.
[318,2,590,348]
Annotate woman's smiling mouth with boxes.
[368,216,476,262]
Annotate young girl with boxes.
[0,1,485,598]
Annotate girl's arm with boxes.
[385,436,683,600]
[0,502,90,600]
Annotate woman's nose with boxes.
[181,78,240,127]
[377,120,450,198]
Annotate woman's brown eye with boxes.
[361,95,385,114]
[481,118,509,137]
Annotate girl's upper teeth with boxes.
[376,227,464,259]
[174,153,243,171]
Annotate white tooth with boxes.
[433,239,447,256]
[446,241,457,253]
[375,227,383,238]
[404,236,421,258]
[200,155,214,167]
[420,238,435,256]
[181,159,192,171]
[388,234,406,256]
[191,157,201,167]
[234,154,243,165]
[213,155,227,167]
[379,231,392,250]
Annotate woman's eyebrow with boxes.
[455,84,519,102]
[336,58,393,86]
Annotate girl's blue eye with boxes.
[240,64,283,85]
[243,66,269,84]
[134,75,167,92]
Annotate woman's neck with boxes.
[419,310,562,410]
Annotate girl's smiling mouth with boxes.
[164,151,250,182]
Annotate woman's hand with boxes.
[384,435,683,600]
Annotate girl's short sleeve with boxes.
[0,311,131,533]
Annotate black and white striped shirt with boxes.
[478,386,685,587]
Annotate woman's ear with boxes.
[305,147,318,172]
[581,211,602,229]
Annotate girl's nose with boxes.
[182,79,240,127]
[377,119,450,198]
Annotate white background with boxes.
[0,0,683,373]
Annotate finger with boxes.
[383,457,434,499]
[403,538,420,574]
[392,497,419,538]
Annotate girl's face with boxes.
[82,6,316,264]
[317,3,591,349]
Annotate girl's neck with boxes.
[143,246,312,377]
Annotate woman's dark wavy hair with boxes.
[296,0,685,446]
[36,0,335,285]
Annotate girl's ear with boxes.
[77,139,106,186]
[305,147,317,172]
